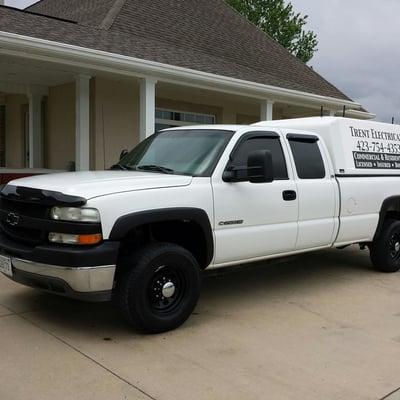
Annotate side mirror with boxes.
[247,150,274,183]
[222,169,236,182]
[119,149,129,161]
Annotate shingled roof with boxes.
[0,0,352,102]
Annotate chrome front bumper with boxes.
[4,257,116,301]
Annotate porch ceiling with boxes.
[156,81,262,107]
[0,55,76,90]
[0,54,142,94]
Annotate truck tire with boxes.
[370,219,400,273]
[116,243,201,333]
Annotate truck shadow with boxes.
[9,247,377,337]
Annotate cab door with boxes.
[285,133,338,249]
[211,129,299,266]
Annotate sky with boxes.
[5,0,33,8]
[5,0,399,122]
[290,0,399,122]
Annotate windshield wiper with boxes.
[110,163,136,171]
[137,165,175,174]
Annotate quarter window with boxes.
[230,135,288,180]
[288,136,326,179]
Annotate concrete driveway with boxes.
[1,246,400,400]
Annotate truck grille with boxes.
[0,198,49,246]
[1,223,44,245]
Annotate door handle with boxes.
[282,190,297,201]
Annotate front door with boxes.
[212,129,299,266]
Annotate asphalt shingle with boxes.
[0,0,352,101]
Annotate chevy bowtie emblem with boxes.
[6,212,20,226]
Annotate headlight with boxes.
[51,207,100,223]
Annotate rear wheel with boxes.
[116,243,201,333]
[370,219,400,273]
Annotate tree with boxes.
[226,0,318,63]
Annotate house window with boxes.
[155,108,216,131]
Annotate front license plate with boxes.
[0,255,12,277]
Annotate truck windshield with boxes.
[117,129,234,177]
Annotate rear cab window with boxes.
[287,134,326,179]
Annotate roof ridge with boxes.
[99,0,127,30]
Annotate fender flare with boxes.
[109,207,214,266]
[374,196,400,240]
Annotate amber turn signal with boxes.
[78,234,103,245]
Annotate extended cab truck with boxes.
[1,117,400,333]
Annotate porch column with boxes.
[28,91,43,168]
[75,74,91,171]
[139,78,157,142]
[260,99,274,121]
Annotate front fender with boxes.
[109,207,214,266]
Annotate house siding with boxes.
[46,83,75,170]
[5,94,26,168]
[92,77,140,170]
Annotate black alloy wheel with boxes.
[116,243,201,333]
[148,265,187,314]
[370,219,400,273]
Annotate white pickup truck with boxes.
[0,117,399,333]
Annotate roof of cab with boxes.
[161,125,245,132]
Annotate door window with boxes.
[288,135,326,179]
[230,134,288,180]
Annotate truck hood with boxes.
[7,171,193,199]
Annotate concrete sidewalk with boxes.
[1,247,400,400]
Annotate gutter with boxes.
[0,31,364,112]
[341,109,376,120]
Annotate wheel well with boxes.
[386,210,400,220]
[118,219,210,269]
[374,197,400,240]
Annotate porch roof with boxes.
[0,1,354,104]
